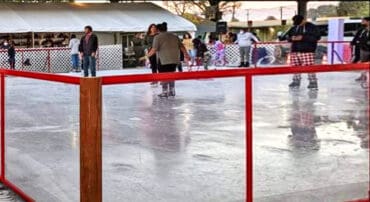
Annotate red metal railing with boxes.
[0,41,353,73]
[0,62,369,202]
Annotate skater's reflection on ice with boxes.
[288,90,320,150]
[140,98,191,177]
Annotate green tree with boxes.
[337,1,370,17]
[308,5,337,20]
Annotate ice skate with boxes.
[355,74,367,82]
[289,81,300,88]
[307,81,318,90]
[169,87,176,97]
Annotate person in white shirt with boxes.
[235,28,259,67]
[69,34,80,72]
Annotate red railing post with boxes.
[245,74,253,202]
[0,73,5,181]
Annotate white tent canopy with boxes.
[0,3,197,33]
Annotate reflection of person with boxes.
[288,91,320,149]
[69,34,80,72]
[146,22,190,97]
[353,17,370,82]
[279,15,321,89]
[79,25,98,77]
[235,28,259,67]
[8,41,16,70]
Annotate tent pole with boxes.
[32,32,35,48]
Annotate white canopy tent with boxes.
[0,3,197,33]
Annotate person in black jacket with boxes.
[353,17,370,82]
[8,40,16,70]
[79,25,98,77]
[279,15,321,89]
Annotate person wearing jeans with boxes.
[235,28,259,67]
[69,34,80,72]
[79,25,98,77]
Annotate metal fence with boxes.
[0,41,353,73]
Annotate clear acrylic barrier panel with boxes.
[102,77,246,201]
[253,71,369,201]
[5,77,80,201]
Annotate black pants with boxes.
[149,54,158,74]
[158,63,177,90]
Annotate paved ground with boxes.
[2,68,369,202]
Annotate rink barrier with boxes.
[0,63,369,202]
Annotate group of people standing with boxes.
[0,39,16,70]
[67,25,99,77]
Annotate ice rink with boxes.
[3,68,369,202]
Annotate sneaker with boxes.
[238,62,245,67]
[158,92,168,98]
[307,81,318,90]
[169,88,176,97]
[289,81,300,88]
[355,75,367,82]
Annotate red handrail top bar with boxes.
[102,63,369,85]
[0,69,80,85]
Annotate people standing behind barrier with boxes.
[8,41,16,70]
[146,22,190,98]
[353,17,370,82]
[69,34,80,72]
[279,15,321,90]
[182,33,196,66]
[235,28,259,67]
[79,25,98,77]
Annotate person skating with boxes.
[79,25,98,77]
[279,15,321,90]
[144,24,159,85]
[353,17,370,82]
[235,28,259,67]
[8,40,16,70]
[146,22,190,98]
[69,34,80,72]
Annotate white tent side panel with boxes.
[0,3,197,34]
